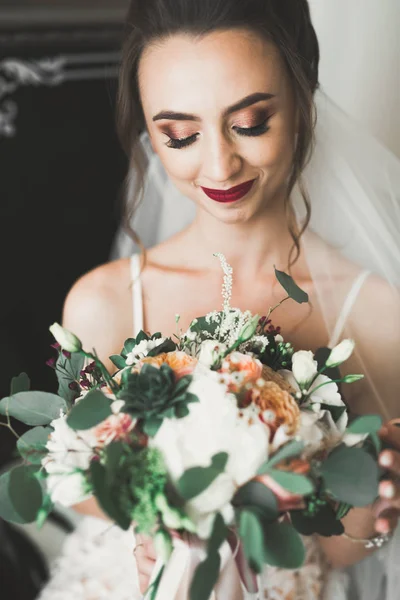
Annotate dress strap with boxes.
[328,270,371,348]
[130,254,144,337]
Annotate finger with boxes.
[379,479,400,502]
[375,509,399,535]
[379,448,400,475]
[379,423,400,450]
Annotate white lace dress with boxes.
[37,515,349,600]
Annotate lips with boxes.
[201,179,256,203]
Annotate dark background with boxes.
[0,4,128,462]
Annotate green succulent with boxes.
[118,363,198,437]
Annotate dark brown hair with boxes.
[117,0,320,265]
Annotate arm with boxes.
[318,276,400,568]
[61,259,132,519]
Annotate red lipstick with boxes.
[201,179,256,203]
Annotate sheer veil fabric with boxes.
[111,87,400,600]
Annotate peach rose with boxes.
[139,351,198,380]
[219,352,263,392]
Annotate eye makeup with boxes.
[161,110,273,150]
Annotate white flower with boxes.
[125,337,166,366]
[280,370,344,407]
[49,323,82,353]
[326,339,355,368]
[151,366,269,537]
[198,340,227,368]
[45,466,89,507]
[275,334,284,343]
[42,412,97,505]
[291,350,318,387]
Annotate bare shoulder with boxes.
[62,257,133,367]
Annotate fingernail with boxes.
[376,519,390,534]
[380,452,393,468]
[380,482,395,499]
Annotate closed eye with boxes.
[165,117,271,149]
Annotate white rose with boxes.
[151,367,268,534]
[326,339,355,368]
[291,351,318,387]
[49,323,82,353]
[198,340,227,368]
[280,369,344,408]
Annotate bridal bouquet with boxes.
[0,254,382,600]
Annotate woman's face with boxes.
[138,28,298,225]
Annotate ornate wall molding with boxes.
[0,51,120,137]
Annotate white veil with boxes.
[111,87,400,600]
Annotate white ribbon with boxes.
[147,535,245,600]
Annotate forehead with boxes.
[138,29,289,114]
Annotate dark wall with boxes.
[0,19,127,459]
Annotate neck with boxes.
[182,195,300,281]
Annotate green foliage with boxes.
[56,351,85,406]
[258,440,305,472]
[115,445,168,534]
[262,520,305,569]
[119,364,198,437]
[0,392,67,426]
[17,426,52,464]
[346,415,383,435]
[239,509,266,573]
[0,471,26,524]
[9,465,43,523]
[177,453,228,501]
[268,470,314,496]
[67,390,113,430]
[320,444,379,506]
[113,331,176,370]
[189,315,222,339]
[291,503,344,537]
[274,268,309,304]
[232,480,278,522]
[10,373,30,395]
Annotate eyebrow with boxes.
[152,92,276,122]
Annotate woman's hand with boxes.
[134,533,157,594]
[375,421,400,535]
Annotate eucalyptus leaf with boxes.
[347,415,383,435]
[274,268,309,304]
[259,440,305,472]
[17,426,52,464]
[321,445,379,506]
[262,521,305,569]
[0,392,67,426]
[190,552,221,600]
[109,355,126,370]
[239,509,266,573]
[0,471,26,524]
[177,452,228,501]
[89,461,131,530]
[10,373,30,395]
[269,470,314,496]
[9,465,43,523]
[207,513,227,554]
[291,504,344,537]
[232,480,278,521]
[67,390,113,430]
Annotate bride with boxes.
[38,1,400,599]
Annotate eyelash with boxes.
[165,117,271,149]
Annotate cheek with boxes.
[157,147,200,183]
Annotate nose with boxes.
[201,132,243,185]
